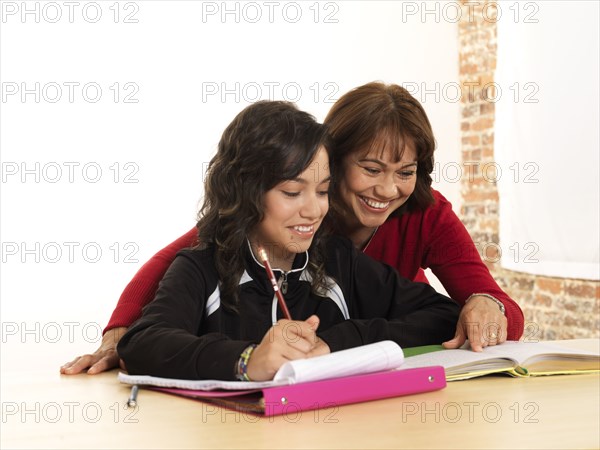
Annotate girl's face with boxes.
[250,146,330,269]
[338,140,417,233]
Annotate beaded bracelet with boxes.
[236,344,257,381]
[466,293,506,315]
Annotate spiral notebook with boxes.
[118,341,447,416]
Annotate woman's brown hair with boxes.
[325,82,436,214]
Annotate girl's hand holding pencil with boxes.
[247,247,331,381]
[247,315,329,381]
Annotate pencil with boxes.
[127,384,139,408]
[257,247,292,320]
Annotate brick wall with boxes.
[458,1,599,340]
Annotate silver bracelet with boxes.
[466,293,506,315]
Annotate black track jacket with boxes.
[118,236,459,380]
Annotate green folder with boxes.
[402,345,445,358]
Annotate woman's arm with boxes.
[104,228,198,332]
[422,190,524,346]
[60,228,197,375]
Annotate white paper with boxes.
[118,340,404,391]
[274,339,404,382]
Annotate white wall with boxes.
[495,0,599,280]
[0,1,460,351]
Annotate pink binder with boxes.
[150,366,446,416]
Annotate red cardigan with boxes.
[105,189,524,340]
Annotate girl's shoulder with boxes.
[324,234,356,253]
[174,245,218,272]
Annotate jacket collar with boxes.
[245,239,308,276]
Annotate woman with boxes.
[117,100,459,380]
[322,82,522,349]
[61,82,523,375]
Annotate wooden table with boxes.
[2,339,598,449]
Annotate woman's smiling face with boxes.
[338,139,417,231]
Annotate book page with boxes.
[400,346,518,374]
[400,341,600,376]
[525,358,600,375]
[118,340,404,391]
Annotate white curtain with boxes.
[495,1,599,280]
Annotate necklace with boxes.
[361,226,379,252]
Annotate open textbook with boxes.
[401,340,600,381]
[118,341,447,416]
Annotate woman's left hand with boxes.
[442,295,507,352]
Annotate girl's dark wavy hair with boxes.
[196,100,331,313]
[324,82,437,221]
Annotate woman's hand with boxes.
[247,315,328,381]
[443,296,507,352]
[60,327,127,375]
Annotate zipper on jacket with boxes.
[280,272,288,295]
